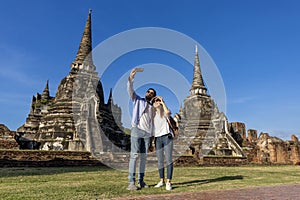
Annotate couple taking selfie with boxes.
[127,67,174,191]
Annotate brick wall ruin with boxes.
[229,122,300,165]
[0,124,18,149]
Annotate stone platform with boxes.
[0,150,248,167]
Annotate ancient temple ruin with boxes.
[1,10,298,166]
[17,10,130,152]
[174,46,245,159]
[230,122,300,165]
[0,124,18,149]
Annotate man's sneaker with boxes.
[137,181,149,188]
[127,182,139,190]
[166,182,172,190]
[154,181,164,188]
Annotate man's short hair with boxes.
[147,88,156,97]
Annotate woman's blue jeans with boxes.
[155,134,173,180]
[128,127,150,183]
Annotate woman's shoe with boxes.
[166,182,172,190]
[154,181,164,188]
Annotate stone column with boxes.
[268,142,277,163]
[248,129,257,142]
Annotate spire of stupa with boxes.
[71,9,95,71]
[190,45,207,96]
[107,88,113,105]
[41,80,50,100]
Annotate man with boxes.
[127,67,156,190]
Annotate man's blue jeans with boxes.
[155,134,173,180]
[128,127,150,183]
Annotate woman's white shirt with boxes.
[153,112,170,137]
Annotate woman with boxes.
[152,96,174,191]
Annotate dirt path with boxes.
[113,183,300,200]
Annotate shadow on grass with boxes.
[172,175,244,189]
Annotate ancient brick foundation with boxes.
[198,156,249,166]
[0,150,103,167]
[0,150,250,167]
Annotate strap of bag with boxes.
[165,116,174,130]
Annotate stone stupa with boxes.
[174,45,245,159]
[17,10,130,152]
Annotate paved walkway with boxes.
[113,183,300,200]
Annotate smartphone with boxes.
[135,68,144,72]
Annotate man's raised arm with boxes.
[127,68,144,100]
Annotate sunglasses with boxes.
[146,90,155,95]
[154,99,161,102]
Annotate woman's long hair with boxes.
[152,103,164,119]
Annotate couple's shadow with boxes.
[161,175,244,189]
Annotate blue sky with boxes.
[0,0,300,140]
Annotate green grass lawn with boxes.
[0,165,300,199]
